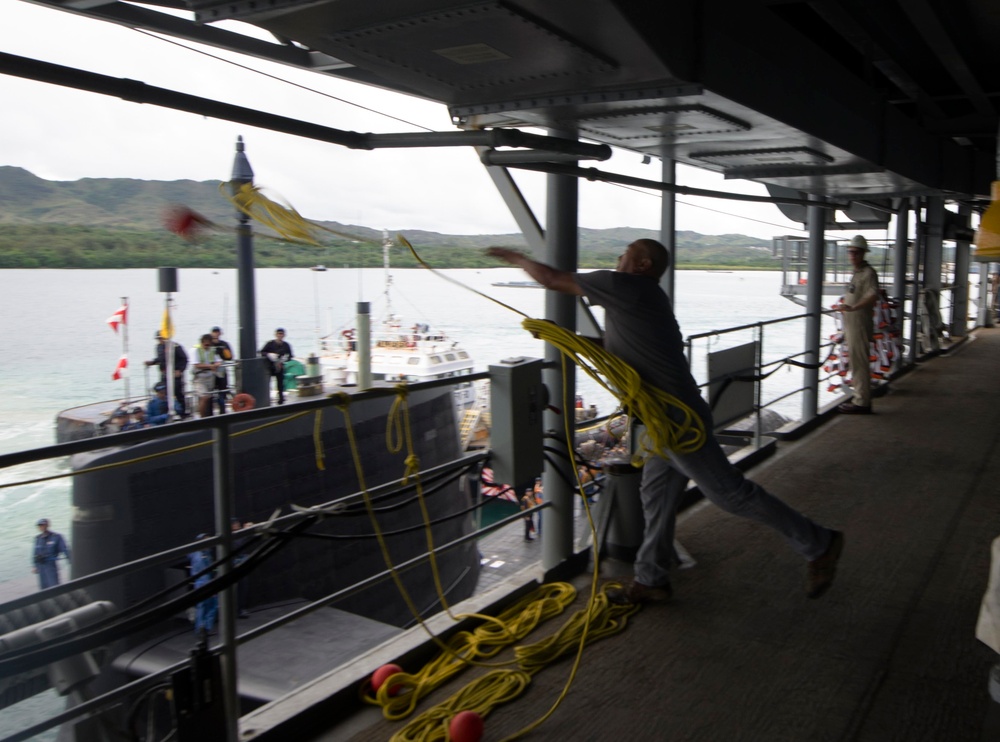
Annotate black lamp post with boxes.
[230,136,271,405]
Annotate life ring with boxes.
[232,393,255,412]
[342,329,355,339]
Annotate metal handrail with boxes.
[685,312,839,430]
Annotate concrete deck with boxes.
[298,326,1000,742]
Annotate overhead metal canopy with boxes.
[15,0,1000,208]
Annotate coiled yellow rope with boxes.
[388,582,639,742]
[365,582,577,720]
[521,318,706,462]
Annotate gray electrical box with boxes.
[489,357,545,487]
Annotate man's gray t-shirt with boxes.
[576,270,703,407]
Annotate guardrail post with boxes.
[213,424,239,742]
[754,324,763,447]
[893,201,910,369]
[951,204,972,337]
[801,196,825,420]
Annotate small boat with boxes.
[311,264,327,272]
[490,280,542,288]
[320,233,478,414]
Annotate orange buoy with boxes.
[371,664,403,696]
[231,393,255,412]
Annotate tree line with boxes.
[0,224,780,270]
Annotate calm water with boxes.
[0,265,838,739]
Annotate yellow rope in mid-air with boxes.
[396,233,707,463]
[222,182,383,246]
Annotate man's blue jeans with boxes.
[634,431,834,588]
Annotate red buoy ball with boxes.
[448,710,484,742]
[371,664,403,696]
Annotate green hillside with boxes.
[0,167,780,269]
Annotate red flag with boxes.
[106,305,128,333]
[111,355,128,381]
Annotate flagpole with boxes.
[121,296,130,404]
[165,292,175,419]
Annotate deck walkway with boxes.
[273,327,1000,742]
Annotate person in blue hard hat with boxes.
[146,382,171,425]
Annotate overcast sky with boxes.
[0,0,813,240]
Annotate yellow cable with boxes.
[364,582,577,721]
[334,392,532,671]
[379,236,695,739]
[312,409,326,471]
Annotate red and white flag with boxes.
[106,305,128,333]
[111,355,128,381]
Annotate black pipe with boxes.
[0,52,609,160]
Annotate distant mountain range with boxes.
[0,167,780,268]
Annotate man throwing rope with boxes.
[487,240,843,602]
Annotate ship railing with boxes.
[685,310,843,437]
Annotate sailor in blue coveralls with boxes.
[33,518,70,590]
[189,535,218,635]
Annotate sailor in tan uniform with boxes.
[837,235,880,414]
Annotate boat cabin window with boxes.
[407,358,420,365]
[457,351,470,359]
[445,353,456,361]
[430,356,442,365]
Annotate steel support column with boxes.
[802,197,825,419]
[923,198,945,352]
[952,205,972,337]
[978,262,995,328]
[660,157,677,301]
[541,132,578,572]
[892,201,910,372]
[212,426,239,742]
[909,203,925,363]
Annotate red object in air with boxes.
[448,711,484,742]
[163,204,210,240]
[371,664,403,696]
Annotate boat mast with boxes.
[382,228,393,325]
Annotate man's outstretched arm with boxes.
[486,247,584,296]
